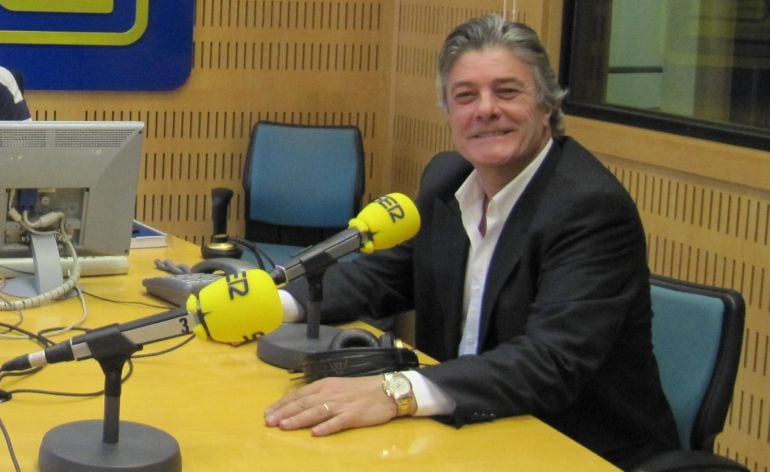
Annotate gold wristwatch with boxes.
[382,372,415,416]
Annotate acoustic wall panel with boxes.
[603,153,770,471]
[390,1,502,196]
[389,0,561,196]
[25,0,392,246]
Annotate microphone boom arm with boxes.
[269,228,362,286]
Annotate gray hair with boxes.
[437,14,567,136]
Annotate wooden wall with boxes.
[27,0,396,246]
[570,116,770,471]
[21,0,770,470]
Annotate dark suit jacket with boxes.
[287,136,680,468]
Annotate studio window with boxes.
[561,0,770,150]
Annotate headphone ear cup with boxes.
[328,328,380,350]
[378,331,397,348]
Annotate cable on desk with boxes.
[3,359,133,400]
[228,236,276,270]
[0,296,23,337]
[0,286,197,402]
[1,190,82,312]
[0,321,54,350]
[0,358,134,402]
[0,323,134,402]
[0,417,20,472]
[36,285,88,339]
[133,334,195,359]
[0,285,89,341]
[0,322,54,396]
[79,291,198,357]
[82,289,172,310]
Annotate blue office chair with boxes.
[241,121,365,266]
[631,275,748,472]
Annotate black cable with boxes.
[0,284,198,402]
[0,318,23,335]
[0,285,196,466]
[37,325,88,338]
[228,236,276,270]
[82,289,172,309]
[0,324,135,400]
[75,293,197,358]
[0,417,20,472]
[0,321,55,348]
[0,322,58,386]
[3,360,133,400]
[133,334,195,359]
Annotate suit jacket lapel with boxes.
[431,196,468,357]
[478,143,562,344]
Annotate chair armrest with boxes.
[630,450,748,472]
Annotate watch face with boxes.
[388,374,411,396]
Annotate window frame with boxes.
[559,0,770,152]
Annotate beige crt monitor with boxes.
[0,121,144,295]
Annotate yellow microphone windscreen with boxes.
[188,269,282,343]
[348,193,420,253]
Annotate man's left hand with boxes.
[264,375,398,436]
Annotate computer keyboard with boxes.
[142,272,223,306]
[0,255,130,278]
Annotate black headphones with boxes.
[328,329,398,350]
[300,329,419,382]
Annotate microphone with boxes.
[1,269,283,372]
[256,192,420,370]
[2,193,421,372]
[269,192,420,285]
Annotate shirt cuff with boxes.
[279,290,305,323]
[402,370,456,417]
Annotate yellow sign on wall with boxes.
[0,0,148,46]
[0,0,114,14]
[0,0,193,90]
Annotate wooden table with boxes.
[0,237,618,471]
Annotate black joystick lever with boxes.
[201,187,243,259]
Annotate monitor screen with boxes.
[0,121,144,299]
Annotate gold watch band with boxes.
[382,372,415,416]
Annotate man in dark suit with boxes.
[265,14,679,469]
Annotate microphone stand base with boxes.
[39,420,181,472]
[257,323,341,371]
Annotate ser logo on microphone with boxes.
[376,195,406,223]
[225,271,249,300]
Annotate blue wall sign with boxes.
[0,1,194,91]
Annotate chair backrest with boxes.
[649,275,745,451]
[242,121,365,246]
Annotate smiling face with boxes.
[446,46,552,191]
